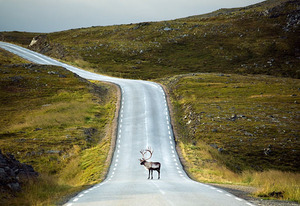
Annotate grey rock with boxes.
[7,182,21,192]
[245,132,254,137]
[163,27,173,31]
[0,150,38,193]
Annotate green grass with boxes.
[160,73,300,171]
[158,73,300,202]
[0,49,118,205]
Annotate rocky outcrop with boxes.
[28,34,51,53]
[28,35,66,58]
[0,149,38,193]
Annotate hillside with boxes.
[0,48,118,204]
[158,72,300,202]
[1,0,299,80]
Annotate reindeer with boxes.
[139,147,161,179]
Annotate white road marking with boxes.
[73,198,79,202]
[235,197,243,201]
[79,194,84,198]
[144,94,149,146]
[217,190,223,193]
[226,194,232,197]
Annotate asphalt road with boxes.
[0,41,255,206]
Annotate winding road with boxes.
[0,41,255,206]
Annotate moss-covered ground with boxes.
[0,48,118,205]
[158,73,300,202]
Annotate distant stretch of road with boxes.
[0,41,255,206]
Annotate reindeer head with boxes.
[139,158,146,165]
[139,147,153,165]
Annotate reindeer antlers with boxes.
[140,146,153,160]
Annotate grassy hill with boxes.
[0,48,118,205]
[158,73,300,202]
[1,0,299,80]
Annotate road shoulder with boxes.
[209,183,299,206]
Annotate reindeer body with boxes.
[140,159,161,179]
[139,147,161,179]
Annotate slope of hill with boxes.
[0,48,118,204]
[1,0,299,80]
[158,72,300,203]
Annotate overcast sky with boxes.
[0,0,265,33]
